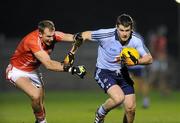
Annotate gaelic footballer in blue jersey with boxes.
[68,13,153,123]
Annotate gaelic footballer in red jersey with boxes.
[6,20,86,123]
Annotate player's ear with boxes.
[115,24,118,28]
[39,32,43,38]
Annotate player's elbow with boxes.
[148,55,153,64]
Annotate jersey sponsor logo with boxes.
[109,48,117,52]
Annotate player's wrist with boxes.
[63,52,75,66]
[73,32,83,48]
[63,64,72,72]
[68,52,74,55]
[136,59,140,65]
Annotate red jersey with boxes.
[10,30,64,72]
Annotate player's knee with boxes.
[31,93,41,102]
[113,95,125,106]
[125,105,136,114]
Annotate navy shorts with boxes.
[94,67,134,95]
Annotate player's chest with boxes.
[103,41,122,56]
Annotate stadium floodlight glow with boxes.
[175,0,180,4]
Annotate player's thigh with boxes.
[107,84,125,102]
[123,94,136,111]
[15,77,43,100]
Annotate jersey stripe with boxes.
[92,31,115,39]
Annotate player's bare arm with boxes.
[82,31,92,41]
[55,31,74,42]
[34,50,64,72]
[138,53,153,65]
[62,33,74,42]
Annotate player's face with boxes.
[117,24,132,42]
[40,28,55,46]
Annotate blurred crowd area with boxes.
[0,25,179,93]
[145,25,179,93]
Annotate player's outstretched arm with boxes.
[34,50,86,78]
[55,31,74,42]
[63,31,92,65]
[34,50,65,71]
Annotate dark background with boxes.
[0,0,178,37]
[0,0,178,55]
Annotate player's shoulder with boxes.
[27,29,39,39]
[54,31,64,41]
[93,27,116,33]
[22,30,39,44]
[91,28,116,39]
[131,31,144,42]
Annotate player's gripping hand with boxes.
[63,64,86,79]
[64,52,75,66]
[73,32,83,48]
[121,52,138,66]
[71,65,86,79]
[127,51,138,65]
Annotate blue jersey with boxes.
[91,28,149,71]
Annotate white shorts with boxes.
[6,64,43,87]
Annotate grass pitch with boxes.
[0,90,180,123]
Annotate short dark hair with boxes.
[38,20,55,33]
[116,14,134,29]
